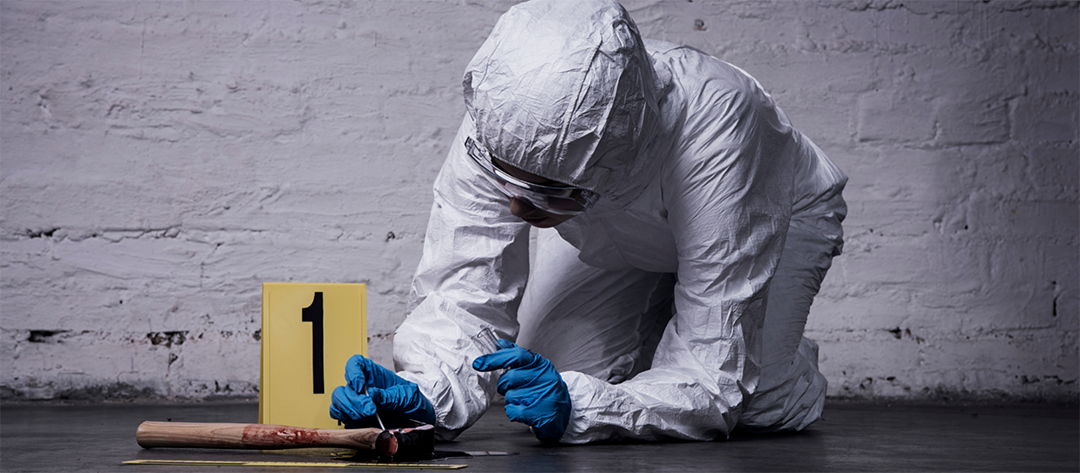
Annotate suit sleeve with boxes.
[393,116,532,440]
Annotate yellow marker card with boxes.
[261,283,367,429]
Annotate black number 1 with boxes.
[302,292,325,394]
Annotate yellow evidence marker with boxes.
[261,283,367,429]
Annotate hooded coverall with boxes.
[393,0,848,443]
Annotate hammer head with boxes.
[369,423,436,462]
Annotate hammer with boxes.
[136,421,435,461]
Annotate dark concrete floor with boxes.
[1,400,1076,472]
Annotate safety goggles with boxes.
[465,136,599,216]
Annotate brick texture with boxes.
[1,1,1076,402]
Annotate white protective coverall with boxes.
[394,0,847,443]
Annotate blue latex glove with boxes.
[329,355,436,428]
[472,340,571,443]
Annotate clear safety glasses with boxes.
[465,136,599,216]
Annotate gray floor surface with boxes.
[1,400,1077,472]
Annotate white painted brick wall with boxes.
[2,1,1076,402]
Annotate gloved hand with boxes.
[329,355,436,429]
[472,340,571,443]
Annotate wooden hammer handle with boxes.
[136,421,384,450]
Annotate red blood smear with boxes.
[241,426,330,447]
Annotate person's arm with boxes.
[558,63,798,443]
[392,116,532,440]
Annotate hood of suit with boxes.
[462,0,663,209]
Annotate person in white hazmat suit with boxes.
[329,0,847,444]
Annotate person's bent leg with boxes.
[516,228,674,384]
[738,194,846,432]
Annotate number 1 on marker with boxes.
[301,292,325,394]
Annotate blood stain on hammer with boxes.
[241,426,330,446]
